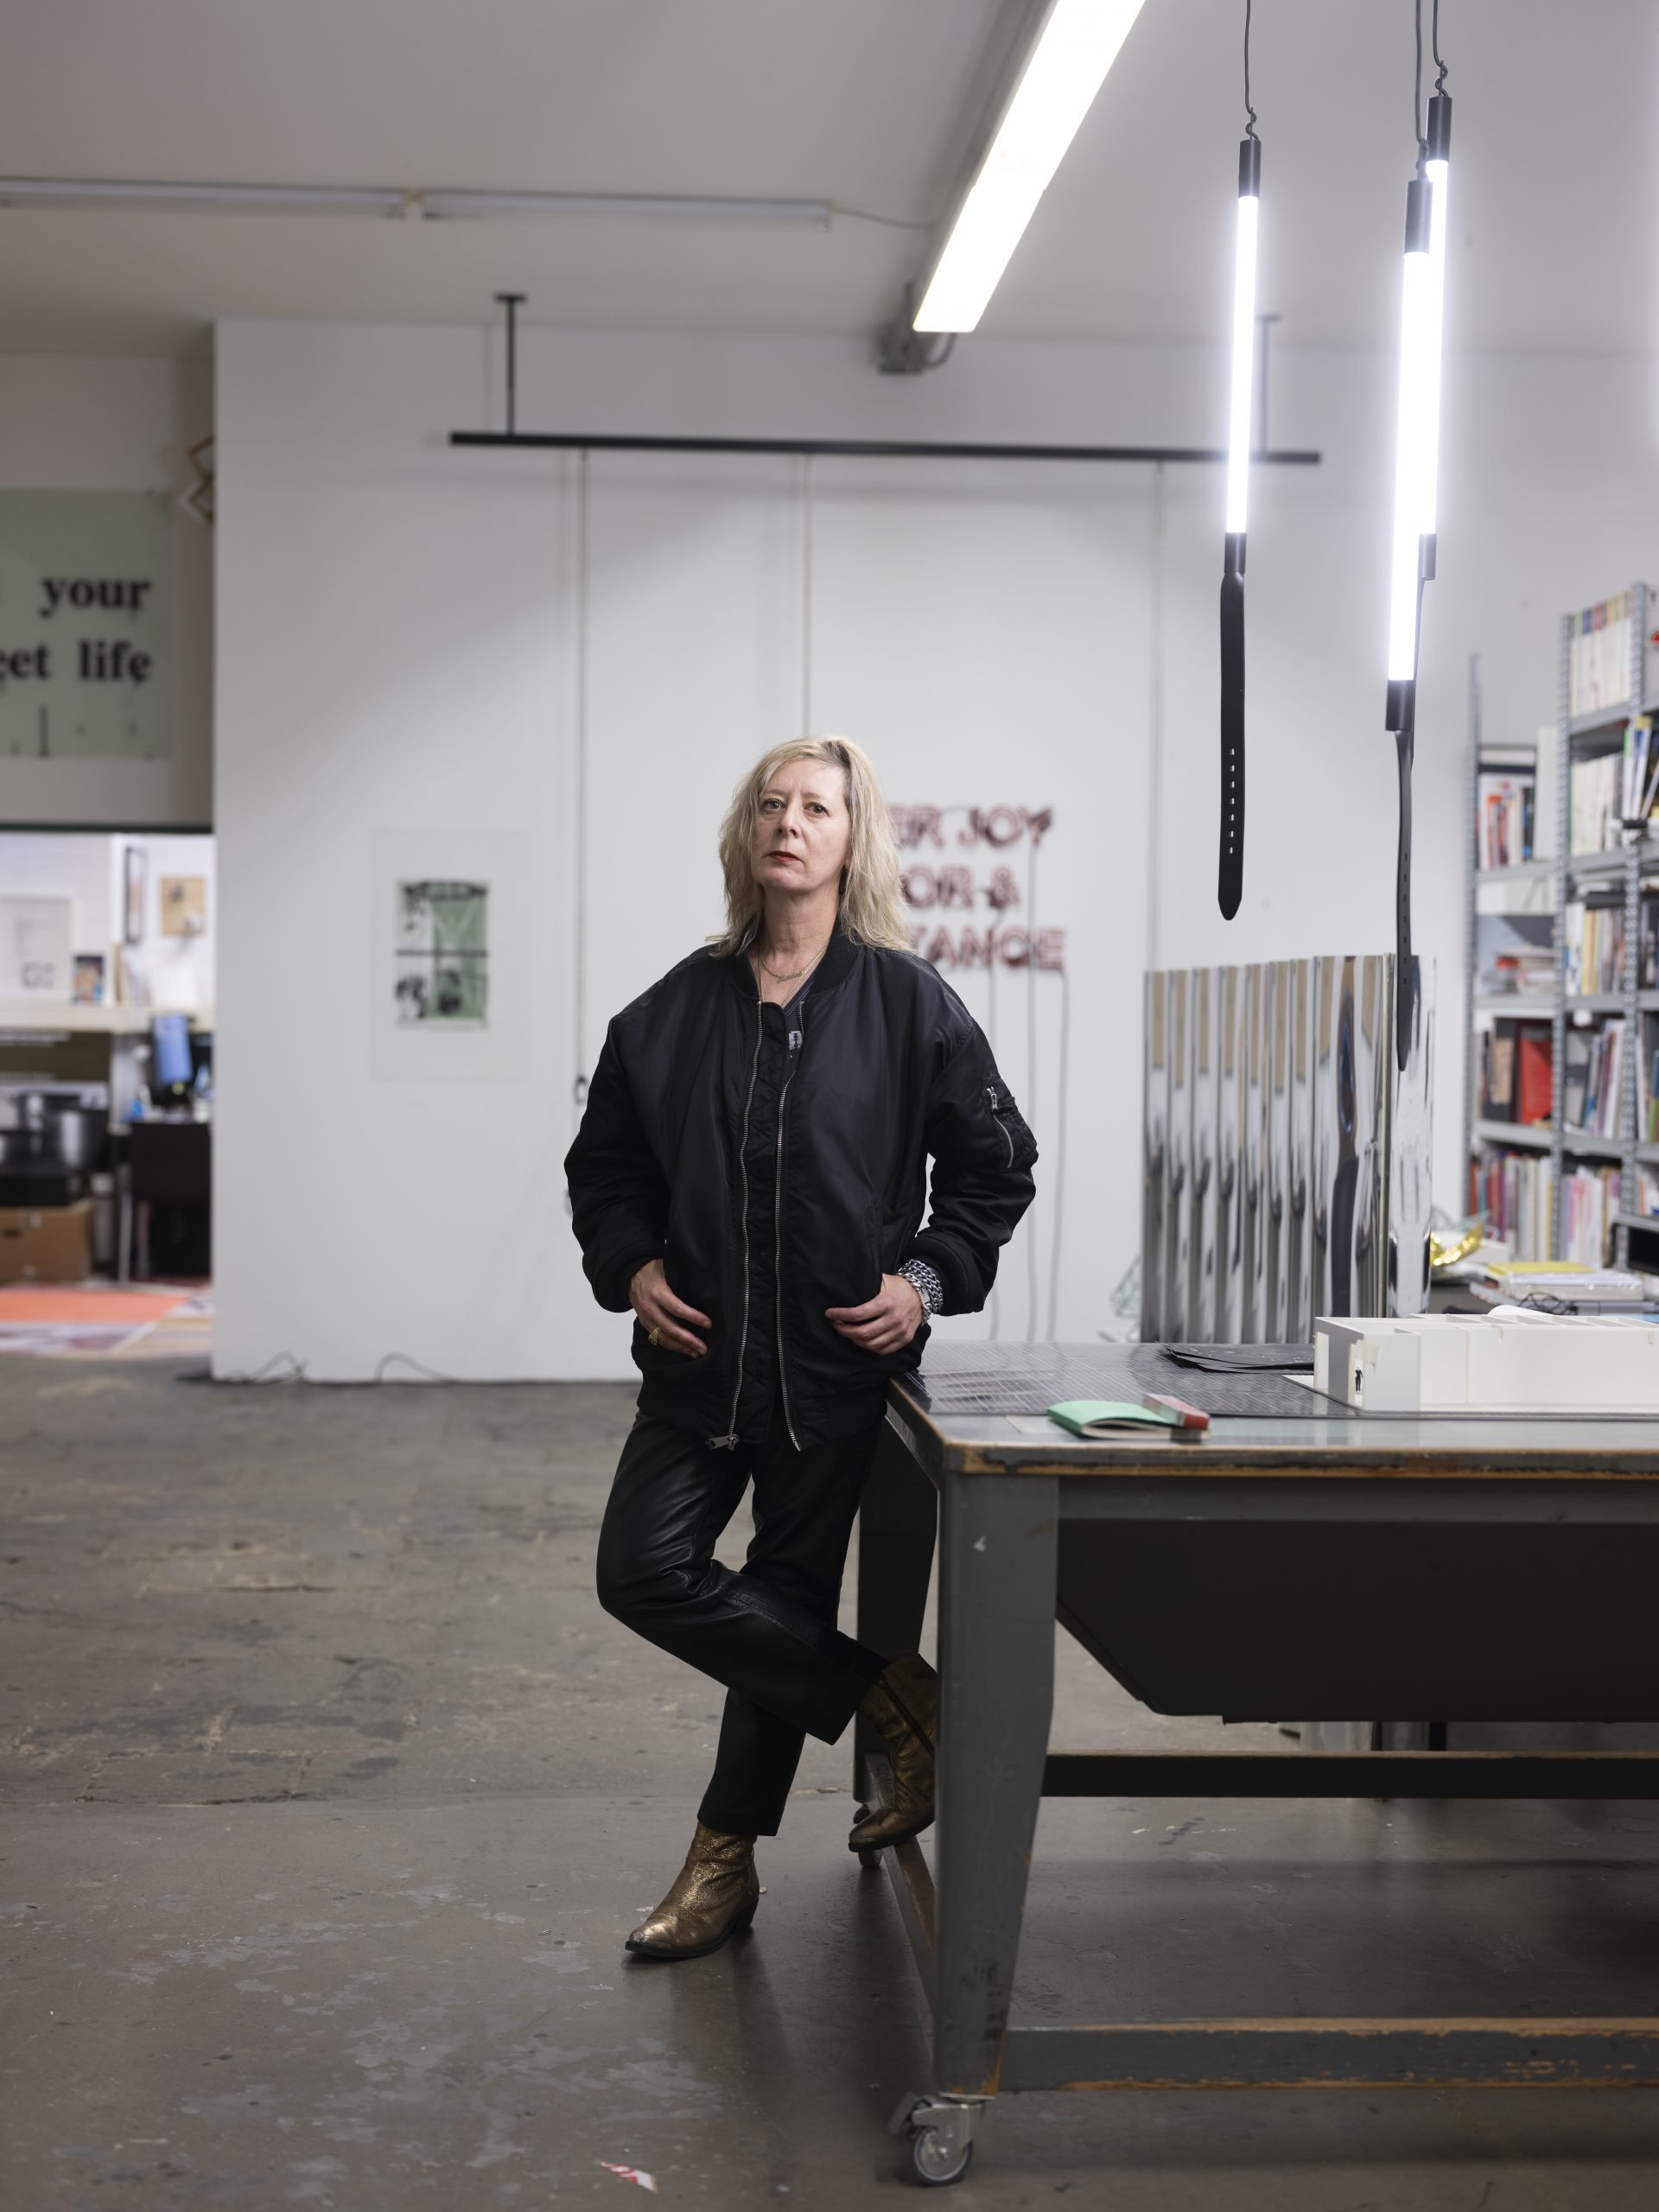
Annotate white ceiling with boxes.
[0,0,1653,359]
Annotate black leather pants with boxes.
[595,1408,887,1836]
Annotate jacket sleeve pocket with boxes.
[901,1031,1038,1314]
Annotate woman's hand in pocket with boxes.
[826,1274,925,1356]
[629,1260,710,1357]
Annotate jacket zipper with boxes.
[774,1010,805,1452]
[986,1084,1015,1168]
[705,1000,765,1450]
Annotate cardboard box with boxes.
[0,1200,93,1284]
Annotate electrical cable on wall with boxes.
[1046,958,1071,1340]
[207,1351,470,1386]
[1217,0,1261,920]
[1027,830,1041,1336]
[800,451,816,734]
[1147,461,1166,972]
[986,919,1001,1342]
[573,447,592,1121]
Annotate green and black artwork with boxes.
[394,879,488,1027]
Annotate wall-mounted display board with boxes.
[0,490,172,760]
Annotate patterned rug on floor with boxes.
[0,1283,213,1359]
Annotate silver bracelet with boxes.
[899,1258,944,1316]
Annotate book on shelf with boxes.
[1568,588,1639,721]
[1641,890,1659,987]
[1469,1147,1554,1262]
[1624,715,1658,819]
[1564,894,1625,995]
[1479,1017,1552,1124]
[1570,751,1618,853]
[1571,750,1624,853]
[1516,1023,1554,1126]
[1486,1256,1637,1303]
[1479,1023,1516,1121]
[1563,1016,1625,1138]
[1476,769,1535,868]
[1643,1020,1659,1141]
[1558,1167,1622,1269]
[1478,948,1554,998]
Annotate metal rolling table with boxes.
[854,1341,1659,2187]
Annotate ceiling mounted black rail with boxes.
[454,295,1320,467]
[449,429,1320,466]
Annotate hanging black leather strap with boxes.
[1218,532,1246,918]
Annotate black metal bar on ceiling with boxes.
[449,429,1320,466]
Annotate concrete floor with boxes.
[3,1358,1659,2207]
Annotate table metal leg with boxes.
[934,1472,1058,2097]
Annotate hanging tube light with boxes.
[1383,16,1451,1067]
[912,0,1149,335]
[1217,121,1260,920]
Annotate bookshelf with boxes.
[1467,582,1659,1267]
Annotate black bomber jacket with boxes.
[563,928,1038,1450]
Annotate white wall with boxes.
[214,318,1659,1380]
[0,353,213,830]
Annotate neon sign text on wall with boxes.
[892,804,1063,970]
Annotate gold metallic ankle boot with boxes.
[849,1652,938,1853]
[625,1822,760,1961]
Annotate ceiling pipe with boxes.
[0,176,835,226]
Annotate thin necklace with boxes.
[757,935,830,984]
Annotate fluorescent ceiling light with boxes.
[1418,150,1449,535]
[0,177,832,226]
[1385,205,1435,683]
[913,0,1149,334]
[1224,161,1260,537]
[1385,113,1451,694]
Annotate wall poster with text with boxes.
[0,491,172,760]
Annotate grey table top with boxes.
[887,1342,1659,1479]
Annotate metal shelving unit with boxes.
[1467,584,1656,1265]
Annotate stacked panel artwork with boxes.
[1141,956,1433,1344]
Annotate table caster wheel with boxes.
[890,2092,981,2187]
[857,1844,882,1870]
[909,2128,973,2186]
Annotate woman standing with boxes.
[566,736,1036,1961]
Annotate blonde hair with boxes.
[709,736,910,957]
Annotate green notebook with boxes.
[1047,1399,1183,1439]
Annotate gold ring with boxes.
[648,1326,661,1346]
